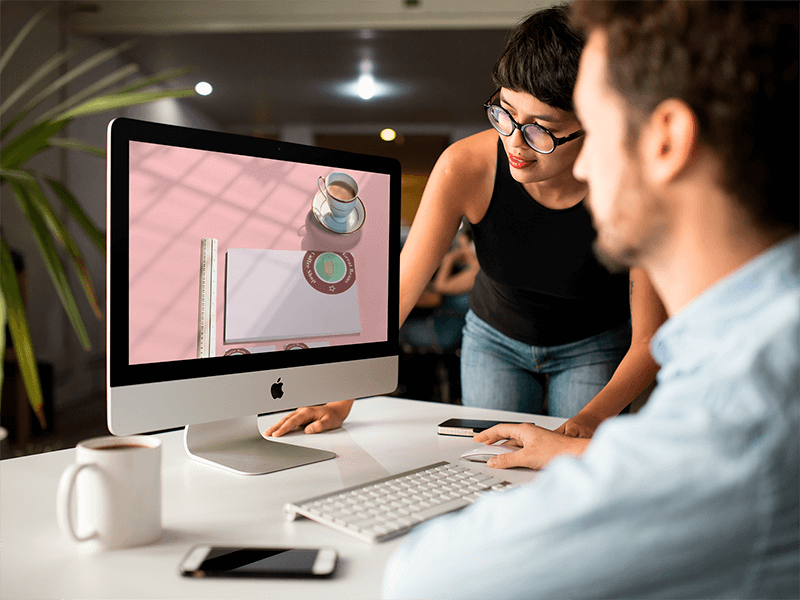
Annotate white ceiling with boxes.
[71,0,551,33]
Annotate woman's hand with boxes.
[264,399,354,437]
[473,423,590,470]
[553,411,604,438]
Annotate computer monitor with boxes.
[106,117,399,475]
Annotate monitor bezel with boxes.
[108,117,400,390]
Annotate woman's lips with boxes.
[508,154,535,169]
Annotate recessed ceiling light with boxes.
[195,81,213,96]
[334,77,406,99]
[380,128,397,142]
[357,74,376,100]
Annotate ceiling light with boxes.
[380,128,397,142]
[334,77,406,100]
[357,74,376,100]
[195,81,213,96]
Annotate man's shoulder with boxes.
[722,286,799,399]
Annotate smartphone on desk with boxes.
[179,545,338,578]
[438,418,534,437]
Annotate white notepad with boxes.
[224,249,361,343]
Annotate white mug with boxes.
[318,172,360,223]
[57,435,162,550]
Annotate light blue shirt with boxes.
[383,235,799,599]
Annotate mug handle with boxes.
[318,176,327,198]
[57,462,100,542]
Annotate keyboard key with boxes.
[412,497,471,521]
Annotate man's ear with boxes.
[639,99,698,185]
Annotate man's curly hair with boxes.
[570,1,799,232]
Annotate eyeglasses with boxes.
[484,90,584,154]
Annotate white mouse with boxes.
[460,444,517,463]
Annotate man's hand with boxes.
[553,411,604,438]
[264,399,353,437]
[473,423,590,470]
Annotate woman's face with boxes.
[495,88,585,187]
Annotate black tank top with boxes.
[468,139,630,346]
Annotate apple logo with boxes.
[271,377,284,399]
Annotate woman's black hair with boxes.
[492,4,585,112]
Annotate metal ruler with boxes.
[197,238,218,358]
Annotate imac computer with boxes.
[107,118,400,475]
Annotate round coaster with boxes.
[302,251,356,294]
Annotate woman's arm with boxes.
[398,138,491,327]
[554,267,668,438]
[478,269,667,468]
[267,133,495,437]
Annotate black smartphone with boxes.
[438,418,533,436]
[179,545,338,578]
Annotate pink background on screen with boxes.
[128,140,391,365]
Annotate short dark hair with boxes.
[570,1,799,233]
[492,4,585,113]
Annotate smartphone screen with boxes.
[438,418,531,435]
[440,419,507,430]
[180,546,336,578]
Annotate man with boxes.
[382,2,799,598]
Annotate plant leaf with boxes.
[37,63,140,123]
[0,46,81,119]
[54,88,196,122]
[0,167,36,184]
[0,263,5,410]
[0,4,51,75]
[20,39,138,117]
[0,108,33,141]
[45,177,106,254]
[0,239,46,429]
[0,118,70,170]
[7,179,92,350]
[49,138,106,158]
[23,177,104,320]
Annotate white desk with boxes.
[0,397,565,599]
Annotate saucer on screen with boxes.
[312,190,365,235]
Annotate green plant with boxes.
[0,5,196,426]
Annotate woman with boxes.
[266,5,666,458]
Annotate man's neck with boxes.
[646,210,793,318]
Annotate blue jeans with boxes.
[461,310,632,418]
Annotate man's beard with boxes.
[586,159,667,275]
[590,206,669,275]
[591,235,632,274]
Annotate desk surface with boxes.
[0,397,565,600]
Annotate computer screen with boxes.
[107,118,400,475]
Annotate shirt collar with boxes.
[650,233,800,367]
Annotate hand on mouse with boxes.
[473,423,590,470]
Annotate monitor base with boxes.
[184,415,336,475]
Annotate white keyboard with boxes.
[284,461,512,543]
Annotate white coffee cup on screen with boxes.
[318,172,359,223]
[56,435,162,550]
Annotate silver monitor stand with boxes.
[184,415,335,475]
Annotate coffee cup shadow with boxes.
[300,210,361,252]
